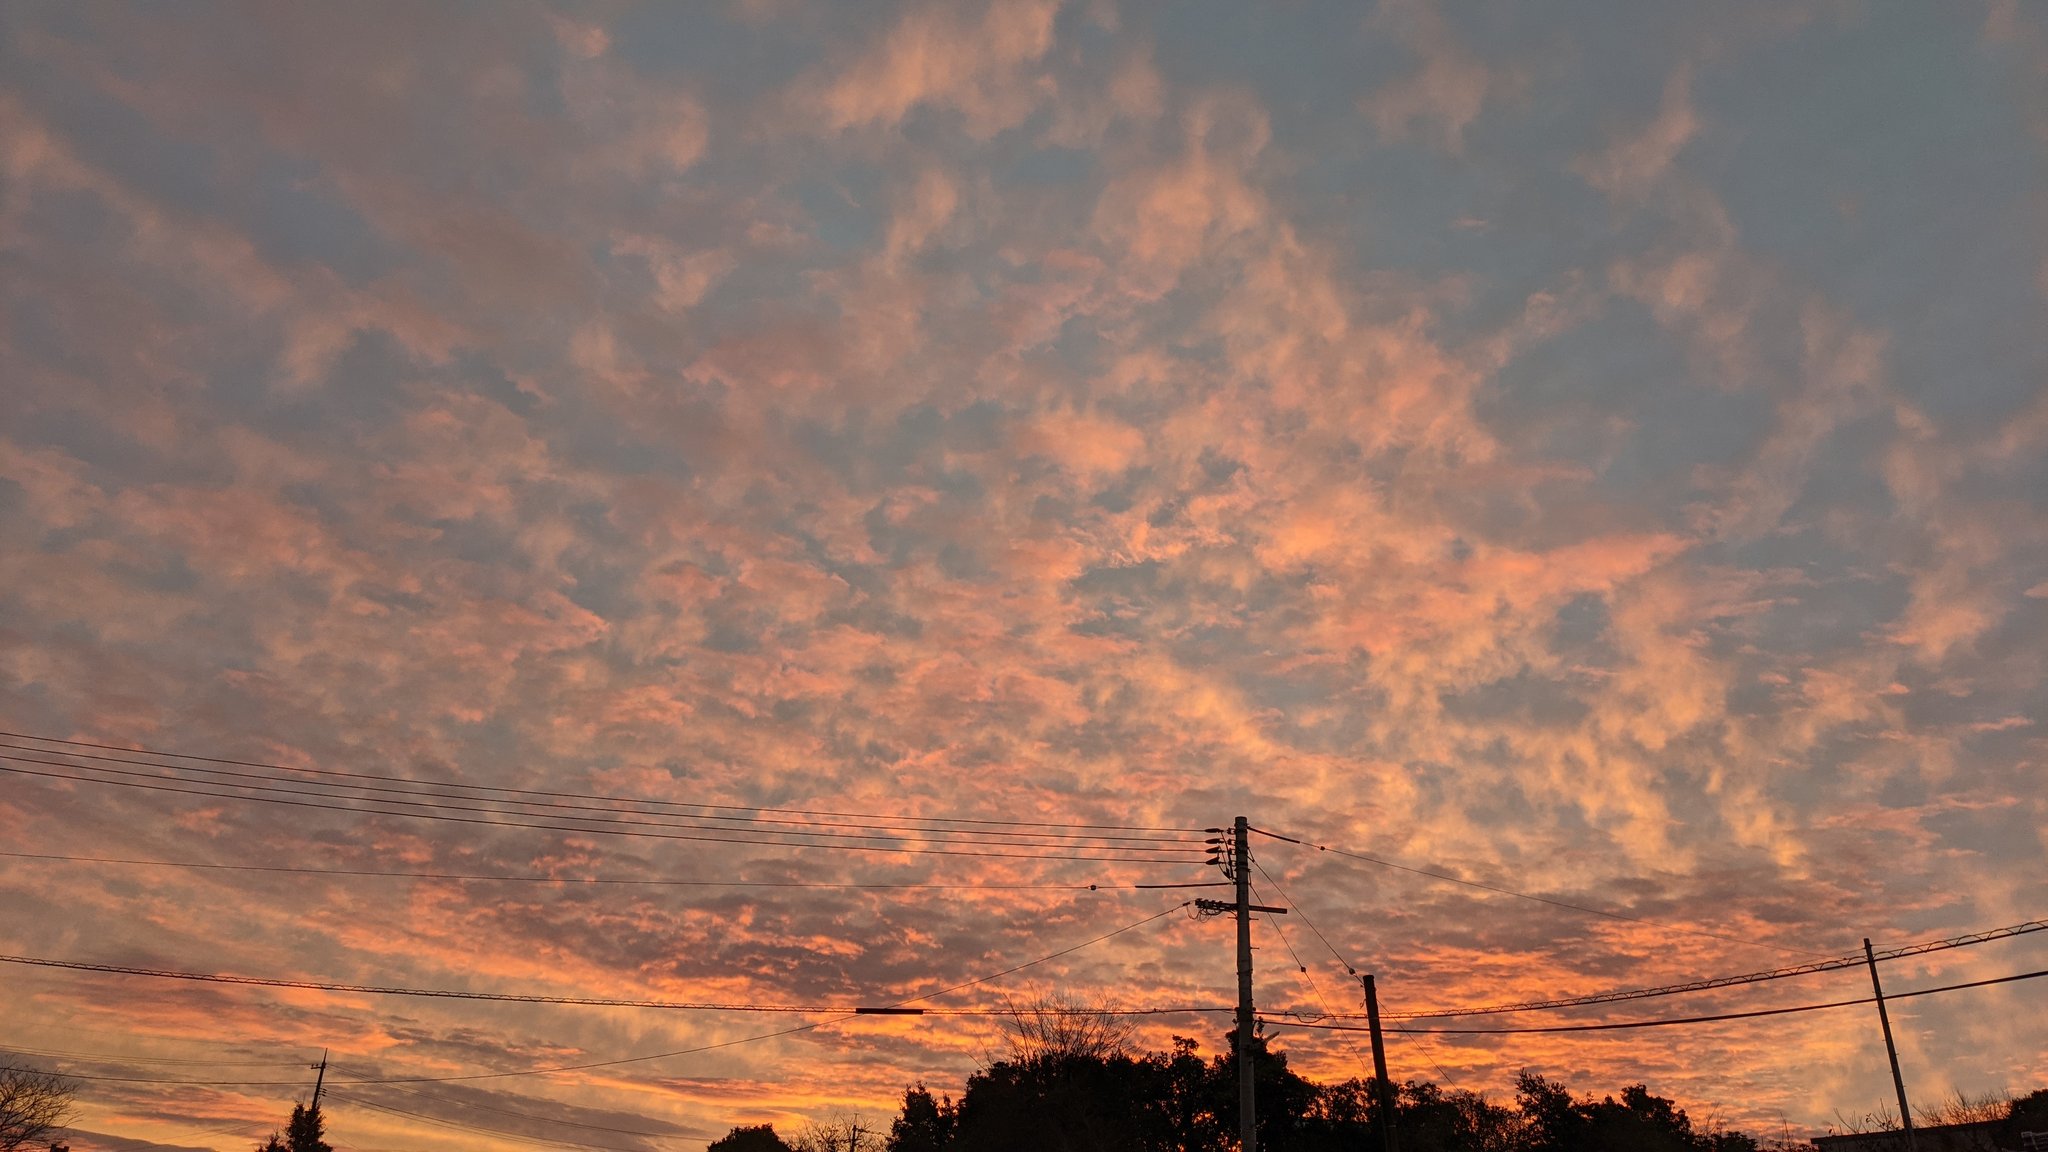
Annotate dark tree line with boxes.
[710,1011,1797,1152]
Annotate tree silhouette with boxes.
[1208,1027,1317,1151]
[712,1027,2016,1151]
[253,1101,329,1152]
[793,1115,883,1152]
[708,1123,796,1152]
[2001,1089,2048,1148]
[887,1085,956,1152]
[998,995,1134,1065]
[1386,1079,1521,1152]
[0,1062,76,1152]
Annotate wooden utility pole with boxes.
[310,1050,327,1111]
[1234,815,1257,1152]
[1195,817,1286,1152]
[1863,939,1916,1151]
[1364,975,1396,1152]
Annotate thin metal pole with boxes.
[1236,815,1257,1152]
[1864,938,1916,1151]
[1365,974,1396,1152]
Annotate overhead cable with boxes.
[0,952,856,1011]
[1304,915,2048,1021]
[1247,860,1467,1085]
[1273,966,2048,1035]
[0,750,1201,853]
[1251,825,1828,958]
[332,1077,691,1144]
[323,1090,650,1152]
[0,730,1199,832]
[0,741,1197,849]
[1250,880,1378,1083]
[0,897,1196,1082]
[2,901,1199,1087]
[0,951,1218,1016]
[317,901,1202,1086]
[1252,859,1362,977]
[4,1068,315,1086]
[0,849,1183,891]
[0,1043,298,1068]
[0,757,1195,863]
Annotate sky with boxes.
[2,1,2046,1148]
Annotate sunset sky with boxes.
[3,2,2047,1149]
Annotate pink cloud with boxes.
[1359,0,1505,154]
[801,0,1061,137]
[1576,66,1699,203]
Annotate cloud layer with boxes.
[2,2,2045,1147]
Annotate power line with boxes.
[8,901,1196,1090]
[863,901,1196,1010]
[324,1089,661,1152]
[6,1068,315,1086]
[1256,885,1316,981]
[0,740,1200,849]
[1246,859,1465,1087]
[0,730,1200,833]
[335,1076,693,1144]
[1246,854,1453,1075]
[50,920,2034,1083]
[0,950,1200,1014]
[0,1043,296,1068]
[1288,915,2048,1021]
[13,1031,836,1090]
[346,901,1201,1085]
[0,849,1182,890]
[1274,966,2048,1035]
[0,751,1201,856]
[1250,882,1375,1084]
[319,904,1212,1145]
[0,758,1197,863]
[153,1117,275,1147]
[1248,847,2047,1026]
[1252,859,1359,977]
[1250,825,1829,958]
[349,1016,847,1088]
[2,902,1202,1087]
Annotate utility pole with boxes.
[1364,975,1396,1152]
[1235,815,1256,1152]
[310,1050,328,1111]
[1863,939,1916,1151]
[1194,817,1286,1152]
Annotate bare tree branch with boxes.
[0,1062,76,1152]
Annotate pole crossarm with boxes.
[1197,898,1287,915]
